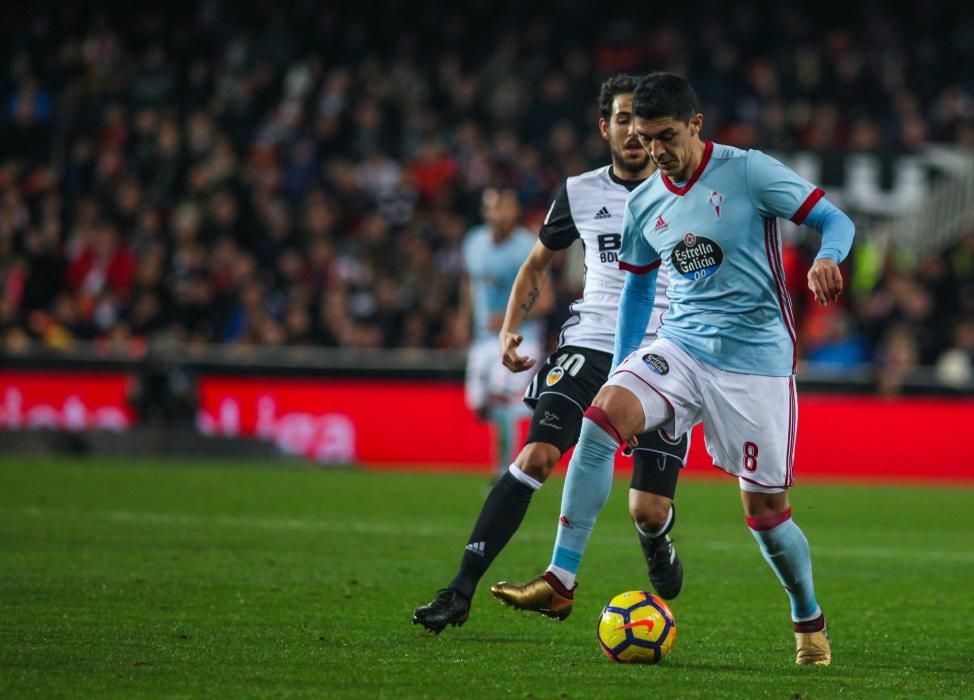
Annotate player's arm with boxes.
[746,150,856,307]
[499,183,577,371]
[802,199,855,306]
[613,266,658,370]
[499,240,557,372]
[612,199,660,371]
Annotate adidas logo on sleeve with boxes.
[594,206,611,219]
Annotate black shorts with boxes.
[524,344,689,499]
[629,430,689,500]
[524,345,610,453]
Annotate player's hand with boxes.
[623,434,639,454]
[807,258,843,306]
[499,331,536,372]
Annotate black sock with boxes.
[448,471,536,599]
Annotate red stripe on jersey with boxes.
[619,259,661,275]
[791,187,825,225]
[583,406,624,446]
[764,218,797,373]
[662,141,714,196]
[770,220,798,337]
[745,507,793,531]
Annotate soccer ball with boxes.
[597,590,677,664]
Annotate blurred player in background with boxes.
[496,72,854,666]
[413,75,689,634]
[459,186,549,480]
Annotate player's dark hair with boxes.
[632,72,699,123]
[598,74,641,120]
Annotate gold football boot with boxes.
[795,621,831,665]
[490,572,574,620]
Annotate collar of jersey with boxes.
[607,166,646,191]
[661,141,714,196]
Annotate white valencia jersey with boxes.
[540,165,669,354]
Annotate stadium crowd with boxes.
[1,1,973,391]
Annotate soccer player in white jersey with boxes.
[460,186,549,479]
[496,73,854,666]
[414,76,690,634]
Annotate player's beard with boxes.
[612,142,651,175]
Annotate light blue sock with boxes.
[549,417,619,583]
[749,515,821,621]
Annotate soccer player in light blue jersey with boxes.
[461,187,550,479]
[416,77,691,635]
[498,73,853,665]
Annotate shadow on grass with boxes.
[451,636,542,645]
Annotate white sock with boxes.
[508,464,542,490]
[794,607,823,623]
[634,505,673,540]
[547,565,576,590]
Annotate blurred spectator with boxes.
[802,308,868,371]
[944,232,974,317]
[875,323,921,395]
[936,318,974,388]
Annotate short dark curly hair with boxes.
[632,72,699,123]
[598,74,641,120]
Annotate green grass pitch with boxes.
[1,456,972,698]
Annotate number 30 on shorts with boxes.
[554,352,585,376]
[742,441,759,472]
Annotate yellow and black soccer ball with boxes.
[597,590,677,664]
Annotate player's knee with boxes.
[515,442,562,481]
[740,489,789,519]
[589,385,622,414]
[589,385,644,439]
[630,495,672,533]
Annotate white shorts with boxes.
[465,337,543,412]
[608,338,797,490]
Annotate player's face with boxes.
[634,114,704,182]
[482,188,520,232]
[600,94,652,176]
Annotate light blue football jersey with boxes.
[463,225,540,342]
[619,142,826,376]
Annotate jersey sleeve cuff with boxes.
[791,187,825,225]
[619,259,661,275]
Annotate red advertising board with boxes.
[0,371,135,431]
[2,370,972,482]
[195,376,488,464]
[195,376,974,482]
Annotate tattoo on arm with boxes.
[520,287,539,314]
